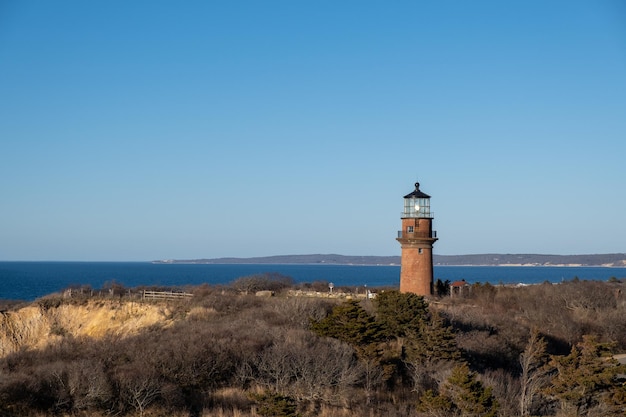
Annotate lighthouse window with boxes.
[418,248,423,254]
[407,226,414,233]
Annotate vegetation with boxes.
[0,275,624,416]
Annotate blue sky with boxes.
[1,1,625,261]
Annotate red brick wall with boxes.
[399,245,433,295]
[397,217,435,296]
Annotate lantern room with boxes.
[402,182,432,219]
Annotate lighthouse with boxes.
[396,182,438,295]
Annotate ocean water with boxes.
[0,262,625,301]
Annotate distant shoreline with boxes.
[153,253,626,268]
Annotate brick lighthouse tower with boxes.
[396,182,438,295]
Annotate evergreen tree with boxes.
[310,300,389,404]
[546,335,626,416]
[417,388,454,417]
[405,310,461,364]
[417,363,499,417]
[374,291,461,396]
[435,279,451,297]
[375,290,429,339]
[443,363,499,417]
[252,392,300,417]
[310,300,383,347]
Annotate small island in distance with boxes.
[154,253,626,267]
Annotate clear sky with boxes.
[1,1,625,261]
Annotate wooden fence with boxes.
[142,290,194,301]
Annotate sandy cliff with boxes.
[0,299,173,357]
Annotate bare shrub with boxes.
[209,387,254,414]
[231,273,295,294]
[406,359,456,397]
[268,297,336,329]
[0,372,33,414]
[519,330,550,416]
[482,368,520,417]
[114,365,162,417]
[297,280,331,292]
[67,360,113,411]
[20,361,72,413]
[206,292,265,314]
[255,328,361,405]
[101,280,127,297]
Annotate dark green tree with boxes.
[546,335,626,416]
[450,363,498,417]
[310,300,389,404]
[404,310,461,364]
[375,290,429,339]
[252,392,300,417]
[417,363,498,417]
[374,291,461,396]
[417,388,454,417]
[310,300,384,347]
[435,279,451,297]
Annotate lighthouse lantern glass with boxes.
[404,196,431,218]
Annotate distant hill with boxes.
[155,253,626,267]
[433,253,626,267]
[157,254,400,265]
